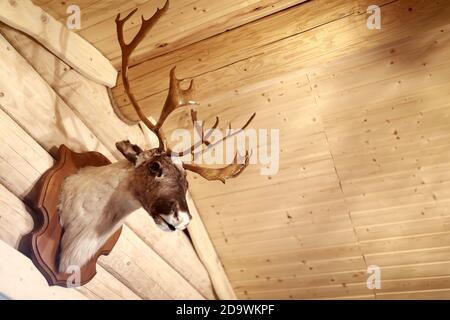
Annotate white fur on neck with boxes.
[58,160,140,273]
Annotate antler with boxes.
[171,110,255,183]
[182,152,250,184]
[156,67,198,133]
[116,0,196,150]
[169,110,256,158]
[116,1,255,182]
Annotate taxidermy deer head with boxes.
[57,0,255,273]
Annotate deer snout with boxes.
[151,199,191,231]
[160,209,191,231]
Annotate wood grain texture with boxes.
[0,32,114,158]
[0,239,87,300]
[0,0,117,87]
[34,0,308,68]
[0,26,215,299]
[109,0,450,299]
[0,32,210,299]
[186,194,236,299]
[112,0,359,118]
[0,24,148,160]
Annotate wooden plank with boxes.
[186,194,236,299]
[209,214,352,243]
[378,289,450,300]
[0,183,34,250]
[351,200,450,228]
[79,266,141,300]
[320,37,450,306]
[125,211,215,299]
[0,239,88,300]
[77,0,309,67]
[99,225,204,300]
[233,269,368,293]
[379,261,450,282]
[366,247,450,268]
[114,0,450,119]
[241,282,371,300]
[111,0,356,110]
[0,109,54,199]
[227,256,366,281]
[356,216,450,242]
[34,0,309,69]
[31,0,109,22]
[0,0,117,87]
[0,24,148,159]
[0,32,113,158]
[360,232,450,255]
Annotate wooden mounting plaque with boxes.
[24,145,122,287]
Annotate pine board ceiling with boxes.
[35,0,450,299]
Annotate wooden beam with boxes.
[0,24,147,159]
[0,33,114,158]
[0,0,117,87]
[99,225,204,299]
[186,194,237,299]
[125,211,215,299]
[0,239,88,300]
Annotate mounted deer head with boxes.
[56,0,255,273]
[115,0,254,231]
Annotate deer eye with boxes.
[148,161,162,177]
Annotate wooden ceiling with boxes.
[34,0,307,68]
[37,0,450,299]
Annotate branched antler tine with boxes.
[116,0,169,148]
[201,112,256,154]
[190,109,216,146]
[190,110,205,145]
[154,67,198,131]
[204,116,220,142]
[116,1,169,56]
[115,9,138,48]
[170,111,255,157]
[116,1,169,149]
[167,112,219,157]
[182,152,250,184]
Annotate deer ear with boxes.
[116,140,143,164]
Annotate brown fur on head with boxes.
[116,140,191,232]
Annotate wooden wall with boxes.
[108,0,450,299]
[0,22,217,299]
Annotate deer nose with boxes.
[160,207,191,231]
